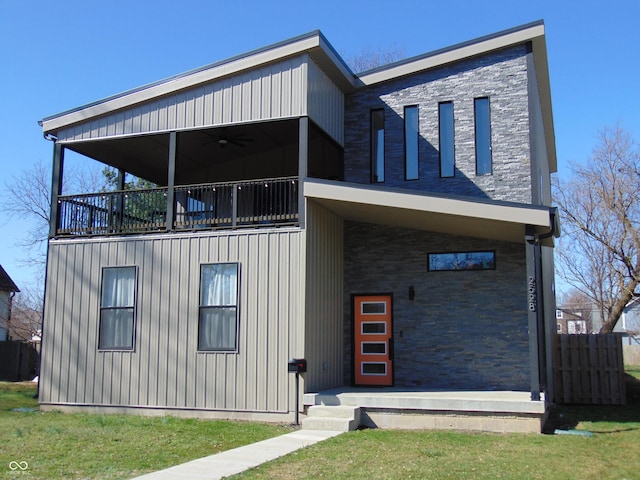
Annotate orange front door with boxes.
[353,295,393,386]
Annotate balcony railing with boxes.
[56,176,299,236]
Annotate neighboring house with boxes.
[615,296,640,345]
[555,308,590,334]
[8,305,42,343]
[37,21,558,424]
[0,265,20,341]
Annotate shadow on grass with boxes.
[543,373,640,434]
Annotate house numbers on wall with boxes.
[528,275,537,312]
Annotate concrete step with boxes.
[302,405,361,432]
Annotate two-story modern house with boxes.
[38,21,558,432]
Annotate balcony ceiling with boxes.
[65,119,299,186]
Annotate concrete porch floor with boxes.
[304,388,547,433]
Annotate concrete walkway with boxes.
[132,429,343,480]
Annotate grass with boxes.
[2,367,639,479]
[0,382,293,480]
[233,367,640,480]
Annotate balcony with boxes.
[55,176,299,237]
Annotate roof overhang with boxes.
[39,31,356,135]
[0,265,20,293]
[356,20,556,173]
[304,179,556,245]
[39,21,556,171]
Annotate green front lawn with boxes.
[0,382,292,480]
[2,367,639,480]
[235,367,640,480]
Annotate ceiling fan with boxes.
[203,130,255,149]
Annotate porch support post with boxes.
[298,116,308,228]
[232,185,238,228]
[49,142,64,238]
[116,169,125,190]
[115,169,125,229]
[166,131,177,231]
[525,226,541,401]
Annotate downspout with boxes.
[538,207,559,241]
[37,131,59,398]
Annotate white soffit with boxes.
[304,179,552,244]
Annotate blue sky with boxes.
[1,0,638,293]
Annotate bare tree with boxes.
[2,159,104,272]
[554,125,640,333]
[343,43,406,73]
[6,287,43,343]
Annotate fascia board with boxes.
[304,179,551,227]
[357,23,546,86]
[531,35,557,173]
[41,32,355,134]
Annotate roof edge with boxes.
[40,30,355,133]
[356,21,547,89]
[0,265,20,293]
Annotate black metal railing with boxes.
[56,176,299,236]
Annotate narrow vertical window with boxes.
[99,266,136,350]
[475,97,492,175]
[371,109,385,182]
[404,106,419,180]
[439,102,455,177]
[199,263,239,351]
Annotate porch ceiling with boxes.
[304,179,554,244]
[64,119,299,185]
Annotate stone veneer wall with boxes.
[344,221,530,391]
[344,45,532,203]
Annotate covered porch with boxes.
[48,119,343,237]
[302,180,559,432]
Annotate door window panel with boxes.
[362,363,387,375]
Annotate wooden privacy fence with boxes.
[553,334,626,405]
[0,341,39,381]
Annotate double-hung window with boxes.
[404,105,419,180]
[475,97,492,175]
[370,109,385,183]
[438,102,455,177]
[99,266,136,350]
[199,263,239,351]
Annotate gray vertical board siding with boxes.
[344,45,532,203]
[41,229,304,413]
[56,57,308,143]
[56,55,346,148]
[307,58,345,145]
[526,52,552,206]
[304,201,344,391]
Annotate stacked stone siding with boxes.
[344,221,530,391]
[344,45,532,203]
